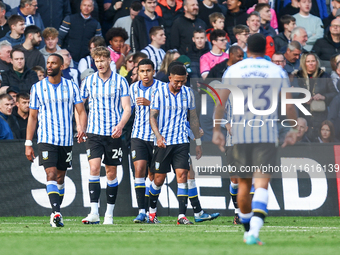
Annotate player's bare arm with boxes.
[212,88,231,151]
[25,109,38,162]
[150,108,166,148]
[75,102,88,143]
[112,96,131,138]
[189,109,202,160]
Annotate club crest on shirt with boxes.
[132,150,136,159]
[155,162,160,170]
[182,94,187,101]
[42,151,48,160]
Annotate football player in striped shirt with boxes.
[80,46,131,225]
[214,34,298,244]
[141,26,166,75]
[149,65,202,225]
[130,59,165,223]
[25,54,87,227]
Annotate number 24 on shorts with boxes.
[112,148,123,159]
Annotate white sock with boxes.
[248,187,268,238]
[90,202,99,215]
[230,182,238,189]
[194,210,204,218]
[248,216,264,238]
[139,209,146,214]
[105,204,115,216]
[178,214,185,220]
[149,207,157,214]
[235,208,240,214]
[187,179,196,189]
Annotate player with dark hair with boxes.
[80,46,131,225]
[149,64,202,224]
[25,53,87,227]
[130,58,165,223]
[213,33,298,244]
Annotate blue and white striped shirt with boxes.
[130,79,165,141]
[151,84,196,146]
[80,71,130,136]
[29,77,82,146]
[141,44,165,75]
[222,58,290,144]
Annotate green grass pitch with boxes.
[0,216,339,255]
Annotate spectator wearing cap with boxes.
[40,27,61,64]
[0,2,10,39]
[58,0,102,65]
[113,1,142,45]
[80,68,94,81]
[0,40,12,72]
[6,86,19,101]
[58,49,81,87]
[6,0,45,31]
[313,18,340,61]
[1,48,38,93]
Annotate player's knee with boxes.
[176,171,188,183]
[154,175,166,186]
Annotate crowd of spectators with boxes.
[1,0,340,143]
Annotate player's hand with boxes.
[136,97,150,106]
[282,130,298,148]
[212,130,225,152]
[157,136,166,148]
[77,126,87,143]
[226,123,232,136]
[196,145,202,160]
[25,146,35,162]
[199,128,204,137]
[112,125,123,138]
[114,1,123,10]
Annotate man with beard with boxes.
[26,53,87,227]
[171,0,206,55]
[14,25,45,69]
